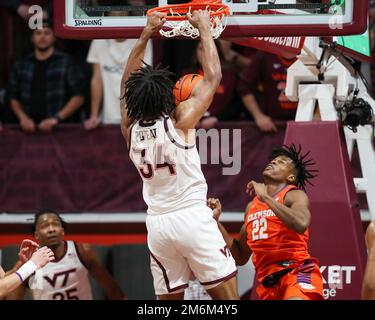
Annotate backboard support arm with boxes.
[286,40,375,221]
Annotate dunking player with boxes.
[0,240,54,299]
[362,221,375,299]
[209,145,324,300]
[120,11,238,300]
[7,210,125,300]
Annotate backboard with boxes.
[54,0,368,40]
[332,20,372,62]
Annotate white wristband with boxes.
[16,260,37,282]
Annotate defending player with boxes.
[209,144,324,300]
[119,11,238,300]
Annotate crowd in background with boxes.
[1,0,375,134]
[0,0,307,134]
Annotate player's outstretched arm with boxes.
[120,12,166,145]
[78,243,126,300]
[208,198,251,266]
[0,267,26,299]
[175,10,222,131]
[1,246,54,299]
[247,181,311,234]
[362,221,375,299]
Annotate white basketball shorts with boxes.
[146,205,237,295]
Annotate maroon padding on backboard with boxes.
[250,121,366,300]
[53,0,368,40]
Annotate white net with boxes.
[157,5,228,39]
[160,15,226,39]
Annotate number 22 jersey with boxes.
[245,185,311,282]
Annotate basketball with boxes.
[173,73,203,105]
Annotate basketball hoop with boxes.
[147,0,230,39]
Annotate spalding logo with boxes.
[74,19,103,27]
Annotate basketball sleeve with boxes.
[87,40,101,64]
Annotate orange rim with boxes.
[147,2,230,21]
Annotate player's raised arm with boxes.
[120,12,166,144]
[208,198,251,266]
[174,10,222,131]
[1,246,54,299]
[247,181,311,234]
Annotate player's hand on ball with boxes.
[207,198,222,221]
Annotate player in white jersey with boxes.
[120,11,238,300]
[0,240,54,299]
[7,210,125,300]
[28,240,93,300]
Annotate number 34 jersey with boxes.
[129,117,208,215]
[245,185,311,282]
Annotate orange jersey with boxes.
[245,184,311,282]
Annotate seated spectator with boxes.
[183,40,243,129]
[8,21,85,133]
[7,209,126,300]
[238,51,298,133]
[84,9,153,130]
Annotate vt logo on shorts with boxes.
[220,245,232,258]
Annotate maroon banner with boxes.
[0,123,286,213]
[232,36,305,59]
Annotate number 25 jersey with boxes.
[28,241,92,300]
[245,185,311,282]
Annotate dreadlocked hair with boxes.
[32,209,66,234]
[270,144,318,190]
[123,63,176,121]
